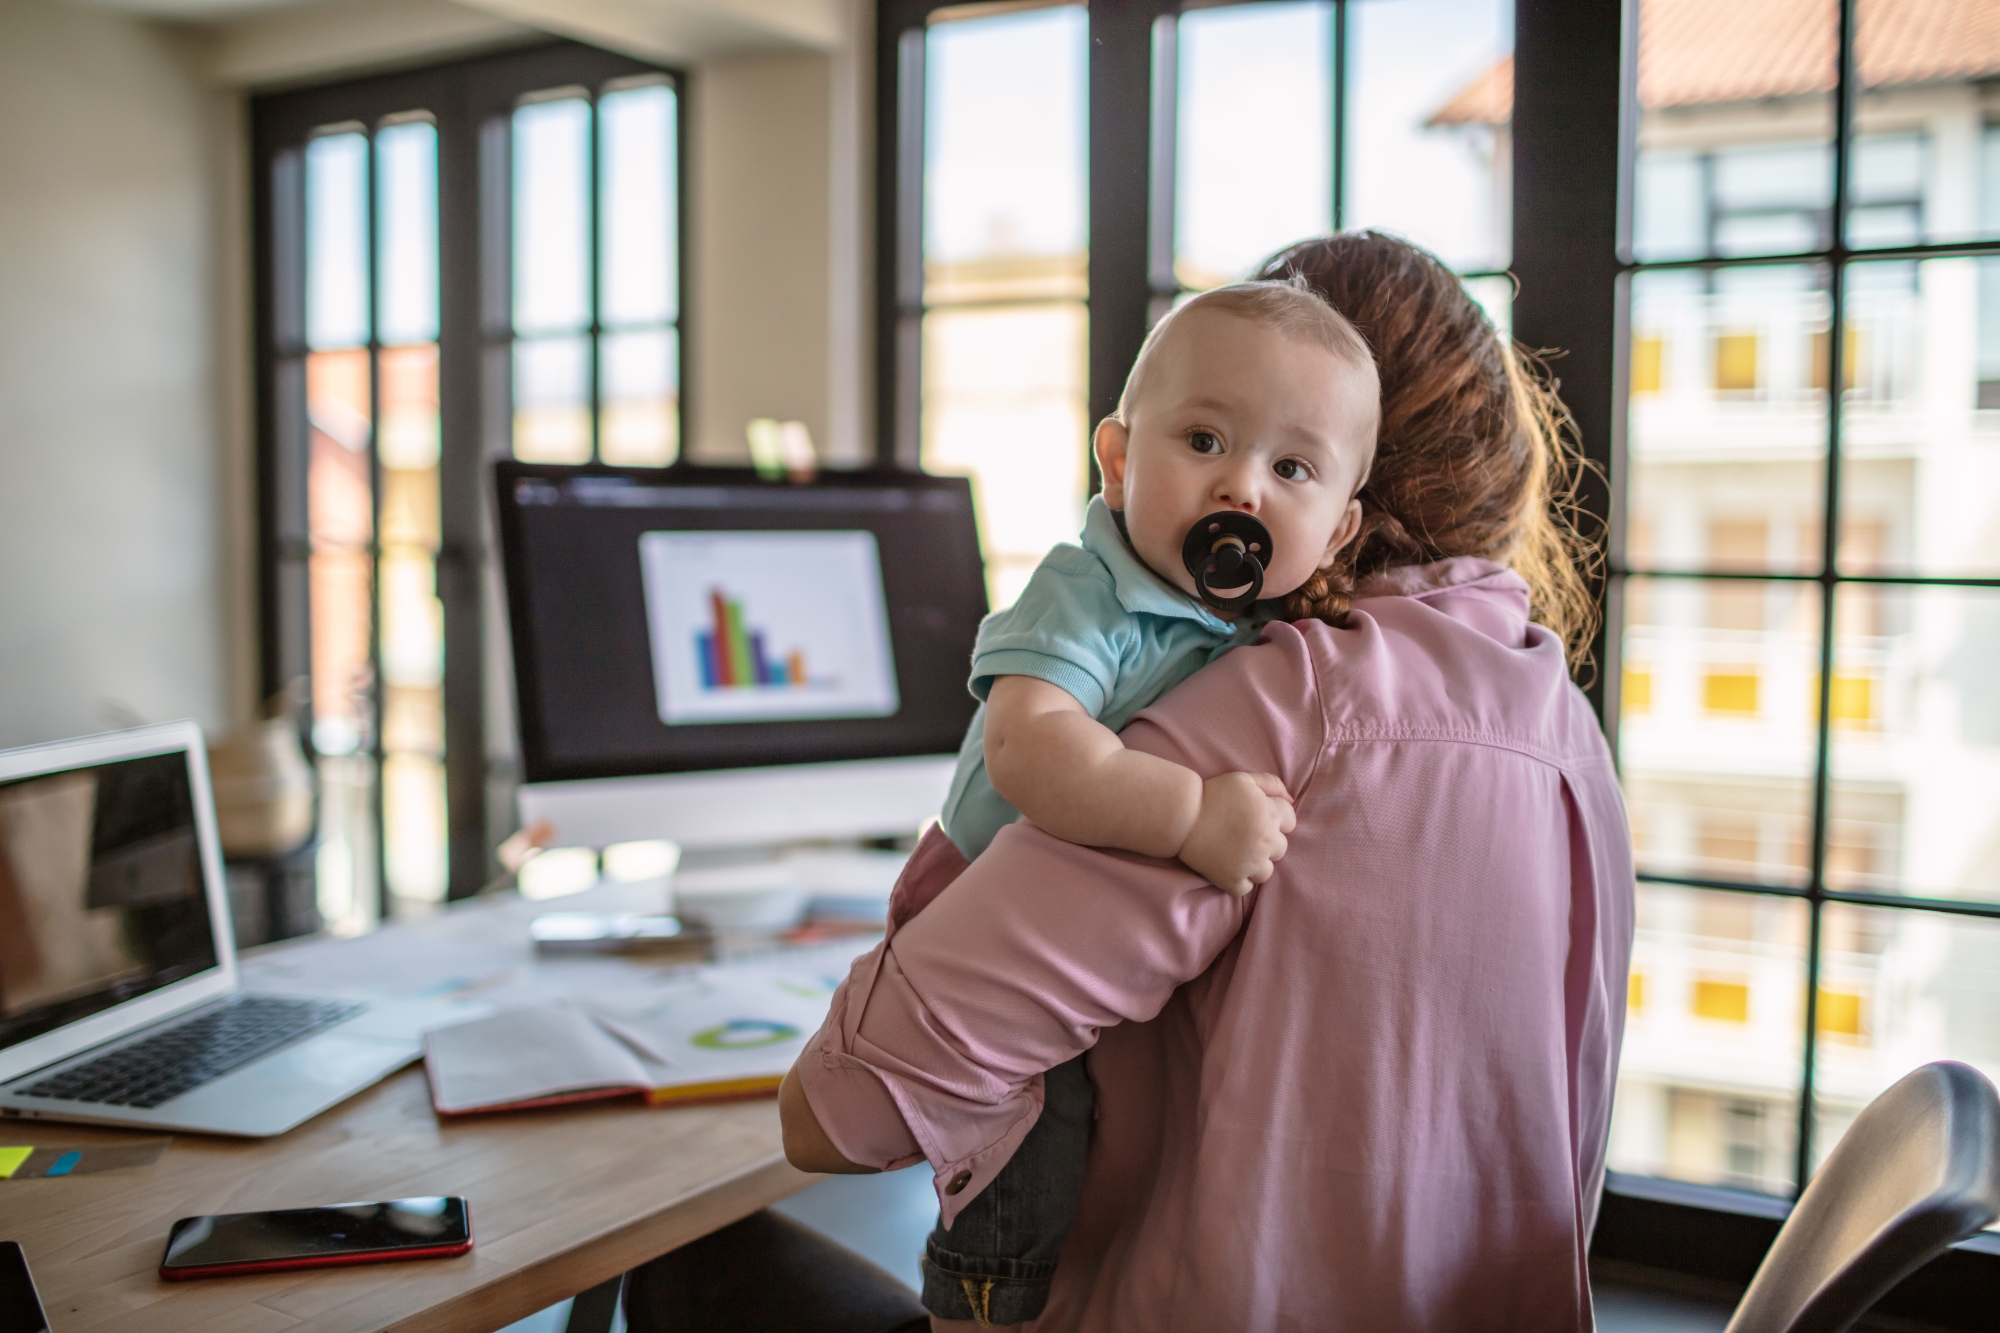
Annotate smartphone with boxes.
[0,1242,51,1333]
[159,1197,472,1280]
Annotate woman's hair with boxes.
[1253,232,1600,668]
[1115,278,1379,434]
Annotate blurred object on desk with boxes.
[498,819,557,875]
[672,846,907,935]
[530,912,708,956]
[210,685,321,948]
[206,683,313,859]
[224,840,321,947]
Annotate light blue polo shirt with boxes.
[939,496,1266,860]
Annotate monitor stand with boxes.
[516,753,955,928]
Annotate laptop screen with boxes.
[0,751,219,1053]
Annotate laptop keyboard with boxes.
[16,996,365,1109]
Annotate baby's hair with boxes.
[1114,277,1381,445]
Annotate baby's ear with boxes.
[1093,418,1131,508]
[1319,497,1364,567]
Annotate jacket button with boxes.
[945,1170,972,1195]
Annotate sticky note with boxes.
[0,1138,169,1180]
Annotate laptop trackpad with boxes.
[162,1030,420,1136]
[330,996,492,1044]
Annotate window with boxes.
[881,0,2000,1301]
[255,43,681,930]
[510,80,681,466]
[886,0,1512,610]
[1170,0,1514,307]
[296,120,447,921]
[1606,0,2000,1205]
[917,5,1090,609]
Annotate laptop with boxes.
[0,721,448,1136]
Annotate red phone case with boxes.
[159,1236,473,1281]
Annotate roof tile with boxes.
[1428,0,2000,126]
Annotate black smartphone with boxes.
[158,1197,472,1280]
[0,1242,51,1333]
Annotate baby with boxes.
[897,278,1381,1328]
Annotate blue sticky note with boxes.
[45,1151,81,1177]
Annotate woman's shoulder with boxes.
[1272,560,1611,772]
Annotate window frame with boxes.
[877,0,2000,1314]
[252,40,686,908]
[1585,0,2000,1304]
[876,0,1514,472]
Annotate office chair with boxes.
[1724,1060,2000,1333]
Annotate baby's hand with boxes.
[1175,772,1296,897]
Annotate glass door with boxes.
[294,117,446,933]
[255,42,681,928]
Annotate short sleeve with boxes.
[968,545,1127,718]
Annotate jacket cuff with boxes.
[796,981,925,1170]
[926,1073,1044,1227]
[799,937,1049,1221]
[797,1047,925,1171]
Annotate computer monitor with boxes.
[495,462,988,851]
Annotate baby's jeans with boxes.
[920,1053,1093,1326]
[884,827,1096,1326]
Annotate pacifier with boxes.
[1181,511,1273,615]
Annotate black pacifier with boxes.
[1181,511,1274,615]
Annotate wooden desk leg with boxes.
[565,1274,625,1333]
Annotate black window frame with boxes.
[1588,0,2000,1309]
[875,0,1998,1316]
[252,39,687,908]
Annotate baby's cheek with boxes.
[1261,514,1338,595]
[1127,508,1198,591]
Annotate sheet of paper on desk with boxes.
[585,965,845,1103]
[238,880,697,1018]
[423,944,875,1116]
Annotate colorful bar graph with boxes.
[694,588,821,691]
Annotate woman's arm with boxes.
[984,675,1296,895]
[792,624,1325,1212]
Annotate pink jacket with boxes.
[799,558,1635,1331]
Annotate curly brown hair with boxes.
[1254,232,1601,669]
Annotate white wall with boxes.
[0,0,236,749]
[688,50,835,463]
[0,0,871,758]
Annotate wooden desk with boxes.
[0,884,838,1332]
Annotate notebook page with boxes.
[423,1001,650,1113]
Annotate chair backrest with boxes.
[1724,1061,2000,1333]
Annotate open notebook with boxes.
[422,952,864,1116]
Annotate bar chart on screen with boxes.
[693,589,830,692]
[638,530,900,725]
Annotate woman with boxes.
[635,232,1634,1332]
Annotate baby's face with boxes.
[1096,307,1377,613]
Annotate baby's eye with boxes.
[1188,430,1223,455]
[1273,457,1311,481]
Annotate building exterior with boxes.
[1436,0,2000,1194]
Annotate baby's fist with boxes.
[1176,771,1296,897]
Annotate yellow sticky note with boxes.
[0,1147,32,1179]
